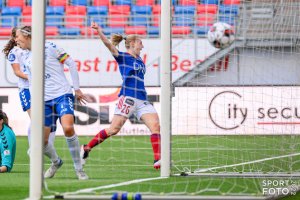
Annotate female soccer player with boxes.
[16,26,88,180]
[2,28,56,155]
[81,22,161,169]
[0,110,16,173]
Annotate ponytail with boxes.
[111,34,140,49]
[2,27,17,58]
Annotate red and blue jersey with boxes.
[114,51,147,101]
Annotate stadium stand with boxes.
[59,27,81,35]
[0,27,11,36]
[125,25,147,35]
[46,26,59,36]
[0,0,241,38]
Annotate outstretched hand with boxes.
[91,21,101,32]
[75,89,88,105]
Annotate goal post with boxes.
[29,0,45,199]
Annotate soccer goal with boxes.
[29,0,300,199]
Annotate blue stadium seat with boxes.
[174,15,195,26]
[88,16,107,27]
[147,26,159,36]
[114,0,131,5]
[218,16,236,25]
[193,26,210,35]
[130,16,149,26]
[219,5,239,15]
[201,0,219,4]
[174,6,196,14]
[1,7,22,27]
[131,5,152,15]
[46,6,65,15]
[102,27,124,35]
[0,0,2,9]
[59,27,81,35]
[71,0,89,6]
[87,6,108,15]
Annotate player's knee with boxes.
[151,122,160,133]
[63,126,75,137]
[109,127,120,136]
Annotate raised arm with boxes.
[91,22,119,57]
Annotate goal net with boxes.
[25,0,300,199]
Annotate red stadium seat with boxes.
[46,27,59,36]
[136,0,155,6]
[152,5,161,27]
[152,5,161,14]
[21,6,32,25]
[223,0,240,4]
[108,15,128,27]
[7,0,25,7]
[0,27,12,36]
[172,26,191,35]
[109,5,130,15]
[80,26,98,36]
[197,4,218,14]
[125,26,147,35]
[179,0,198,5]
[65,6,87,27]
[49,0,67,7]
[197,15,215,26]
[93,0,110,6]
[22,6,32,15]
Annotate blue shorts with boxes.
[44,94,74,127]
[19,89,31,112]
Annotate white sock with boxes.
[44,143,59,164]
[65,134,82,171]
[48,131,56,145]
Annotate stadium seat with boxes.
[6,0,25,7]
[152,5,161,14]
[46,6,64,27]
[59,27,81,35]
[193,26,210,35]
[93,0,110,6]
[46,26,59,36]
[136,0,155,6]
[201,0,219,4]
[1,7,22,27]
[22,6,32,25]
[197,4,217,14]
[125,26,147,35]
[218,16,236,25]
[172,26,191,35]
[152,5,161,27]
[109,5,130,15]
[179,0,198,6]
[174,15,195,26]
[174,6,195,14]
[80,26,98,36]
[108,15,128,27]
[131,5,152,15]
[114,0,131,6]
[71,0,89,6]
[147,26,159,36]
[102,27,124,35]
[223,0,240,4]
[197,15,215,26]
[0,0,2,9]
[87,6,108,26]
[0,27,12,36]
[219,5,239,15]
[65,6,87,27]
[49,0,67,7]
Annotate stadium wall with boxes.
[1,87,300,136]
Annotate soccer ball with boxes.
[207,22,235,49]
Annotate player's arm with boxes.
[11,63,28,80]
[91,21,119,57]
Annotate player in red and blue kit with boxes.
[81,22,161,169]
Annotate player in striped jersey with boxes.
[81,22,161,169]
[16,26,88,180]
[2,27,56,155]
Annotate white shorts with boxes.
[114,96,157,120]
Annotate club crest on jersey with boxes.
[8,54,16,62]
[4,150,10,155]
[125,98,135,106]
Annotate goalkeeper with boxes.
[81,22,161,169]
[0,110,16,173]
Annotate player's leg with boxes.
[138,101,161,169]
[19,89,31,152]
[44,104,63,178]
[57,94,88,180]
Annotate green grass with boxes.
[2,136,300,199]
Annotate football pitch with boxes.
[1,136,300,200]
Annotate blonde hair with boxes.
[111,34,139,49]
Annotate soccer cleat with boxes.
[80,145,90,165]
[153,159,161,170]
[44,158,63,178]
[76,169,89,180]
